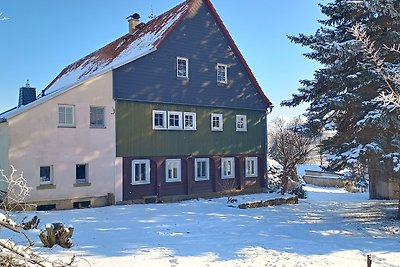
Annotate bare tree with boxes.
[269,116,318,194]
[0,166,76,266]
[0,165,32,213]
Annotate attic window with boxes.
[217,63,228,84]
[177,57,189,79]
[58,104,75,127]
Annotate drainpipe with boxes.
[264,106,273,190]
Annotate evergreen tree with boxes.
[282,1,400,191]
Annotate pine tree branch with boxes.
[349,23,400,108]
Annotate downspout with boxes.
[263,106,273,190]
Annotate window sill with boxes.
[195,178,210,182]
[58,125,76,128]
[245,175,258,178]
[90,126,106,129]
[131,182,151,186]
[73,182,91,187]
[36,184,56,190]
[166,180,182,183]
[211,129,223,132]
[221,177,235,179]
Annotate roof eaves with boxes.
[203,0,273,108]
[1,86,72,120]
[2,46,158,121]
[110,46,158,72]
[45,45,157,98]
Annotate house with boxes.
[0,0,273,209]
[368,166,399,200]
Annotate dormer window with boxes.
[177,57,189,79]
[217,63,228,84]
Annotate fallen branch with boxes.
[0,216,33,246]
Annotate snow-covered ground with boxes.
[3,186,400,267]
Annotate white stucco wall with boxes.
[0,122,9,193]
[7,71,123,203]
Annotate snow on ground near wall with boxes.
[2,186,400,267]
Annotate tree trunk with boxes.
[281,170,289,195]
[397,183,400,220]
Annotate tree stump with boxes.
[39,222,74,248]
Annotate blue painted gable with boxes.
[113,0,270,111]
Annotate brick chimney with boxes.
[127,13,140,34]
[18,80,36,107]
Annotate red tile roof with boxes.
[44,0,193,95]
[43,0,272,107]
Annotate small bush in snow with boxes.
[267,158,307,198]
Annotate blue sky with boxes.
[0,0,325,120]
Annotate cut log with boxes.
[39,222,74,248]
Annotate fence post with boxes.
[367,255,372,267]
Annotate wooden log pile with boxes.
[238,196,298,209]
[39,223,74,248]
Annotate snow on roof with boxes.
[296,164,322,177]
[1,0,272,120]
[43,0,192,95]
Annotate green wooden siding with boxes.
[116,101,266,157]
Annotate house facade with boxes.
[0,0,272,209]
[0,74,121,209]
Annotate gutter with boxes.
[263,106,273,189]
[0,118,6,123]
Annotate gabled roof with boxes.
[44,0,272,107]
[44,0,192,95]
[2,0,271,120]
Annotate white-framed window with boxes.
[177,57,189,78]
[217,63,228,84]
[184,112,196,130]
[211,113,223,131]
[58,104,75,127]
[153,110,167,129]
[168,111,183,130]
[245,157,258,177]
[221,157,235,179]
[195,158,210,181]
[90,106,105,128]
[165,159,182,182]
[76,164,88,183]
[40,166,53,185]
[131,160,151,185]
[236,115,247,131]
